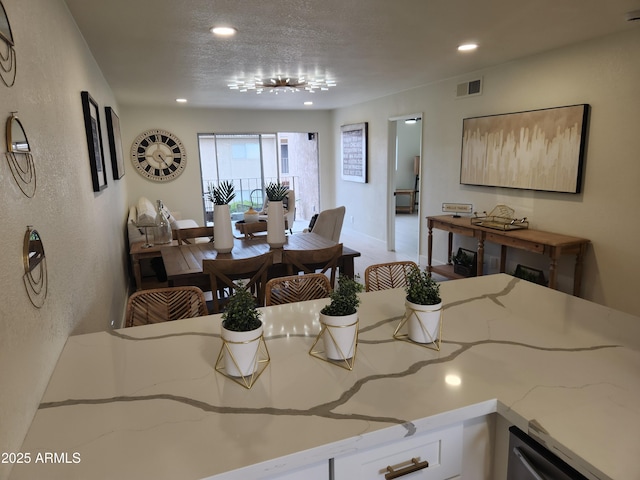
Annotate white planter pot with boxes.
[220,323,263,377]
[267,200,286,248]
[406,299,442,344]
[213,204,234,253]
[320,312,358,360]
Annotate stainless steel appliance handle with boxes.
[513,447,545,480]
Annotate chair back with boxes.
[125,286,208,327]
[265,273,332,306]
[202,251,274,313]
[173,226,214,245]
[311,206,345,242]
[282,243,343,287]
[364,261,418,292]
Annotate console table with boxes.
[427,215,590,296]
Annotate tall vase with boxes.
[267,200,286,248]
[213,204,234,253]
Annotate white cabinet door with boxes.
[333,424,463,480]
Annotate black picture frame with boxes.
[105,106,125,180]
[460,104,589,193]
[340,122,368,183]
[81,91,107,192]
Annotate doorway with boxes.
[387,114,422,260]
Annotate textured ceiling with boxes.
[64,0,640,110]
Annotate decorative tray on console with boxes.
[471,205,529,231]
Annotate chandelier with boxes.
[228,75,336,94]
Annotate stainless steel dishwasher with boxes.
[507,426,588,480]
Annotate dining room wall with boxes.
[332,26,640,317]
[119,106,333,225]
[0,1,129,478]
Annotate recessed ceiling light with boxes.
[176,98,187,103]
[211,26,237,37]
[458,43,478,52]
[304,101,313,106]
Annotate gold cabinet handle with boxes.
[384,457,429,479]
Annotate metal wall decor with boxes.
[23,226,48,308]
[5,112,36,197]
[0,1,16,87]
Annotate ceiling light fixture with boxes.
[458,43,478,52]
[176,98,187,103]
[211,26,237,37]
[304,101,313,106]
[228,74,336,94]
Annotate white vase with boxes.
[221,323,263,377]
[406,299,442,344]
[266,200,286,248]
[213,204,234,253]
[319,312,358,360]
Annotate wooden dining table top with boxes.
[160,232,360,283]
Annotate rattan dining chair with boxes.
[265,273,332,306]
[203,251,274,313]
[282,243,343,287]
[124,286,208,327]
[364,260,418,292]
[172,226,214,245]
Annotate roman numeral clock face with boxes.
[130,129,187,182]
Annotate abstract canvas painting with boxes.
[460,104,589,193]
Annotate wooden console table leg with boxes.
[573,243,587,296]
[548,249,559,290]
[476,235,485,276]
[500,246,507,273]
[447,232,453,265]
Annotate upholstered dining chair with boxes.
[282,243,343,287]
[172,226,214,245]
[307,206,345,242]
[124,286,208,327]
[265,273,332,306]
[364,260,418,292]
[202,251,274,313]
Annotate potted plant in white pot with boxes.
[208,180,235,253]
[402,265,443,346]
[265,182,289,248]
[216,284,269,385]
[314,275,363,365]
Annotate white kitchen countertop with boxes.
[10,274,640,479]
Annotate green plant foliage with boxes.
[265,182,289,202]
[320,275,364,316]
[405,266,441,305]
[208,180,236,205]
[221,284,262,332]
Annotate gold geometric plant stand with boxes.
[215,334,270,389]
[309,319,359,371]
[393,308,443,352]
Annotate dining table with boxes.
[160,232,361,289]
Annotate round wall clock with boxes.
[130,129,187,182]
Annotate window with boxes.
[198,132,320,228]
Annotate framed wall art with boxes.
[340,122,368,183]
[81,91,107,192]
[460,104,589,193]
[105,106,125,180]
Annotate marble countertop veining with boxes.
[10,274,640,480]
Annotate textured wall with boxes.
[0,2,128,478]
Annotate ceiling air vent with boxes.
[456,78,482,98]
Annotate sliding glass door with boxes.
[198,132,319,229]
